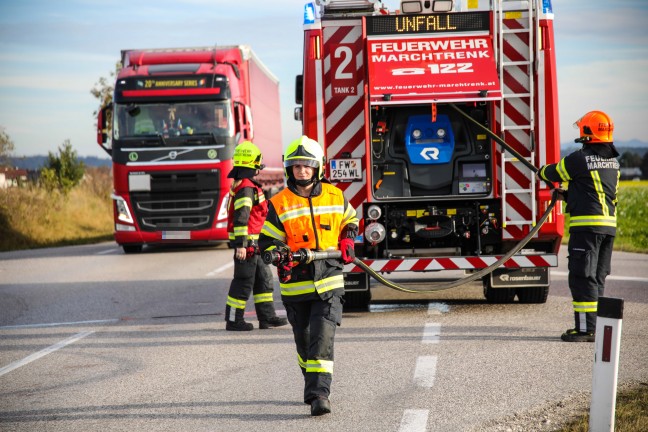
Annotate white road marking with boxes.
[422,323,441,344]
[398,409,429,432]
[96,248,117,255]
[0,331,94,377]
[0,319,118,330]
[207,261,234,277]
[552,270,648,283]
[413,355,437,388]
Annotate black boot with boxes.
[310,397,331,416]
[225,305,253,331]
[259,316,289,329]
[226,320,253,331]
[255,301,288,329]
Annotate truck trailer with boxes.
[97,45,283,253]
[295,0,564,308]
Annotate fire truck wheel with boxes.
[515,286,549,304]
[482,278,515,304]
[122,244,143,254]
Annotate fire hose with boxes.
[263,104,561,293]
[263,189,558,293]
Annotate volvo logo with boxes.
[169,151,178,160]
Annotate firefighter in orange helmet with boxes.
[538,111,620,342]
[224,141,288,331]
[259,136,359,416]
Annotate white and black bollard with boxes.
[589,296,624,432]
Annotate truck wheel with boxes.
[483,278,515,303]
[343,289,371,311]
[122,244,143,254]
[516,286,549,304]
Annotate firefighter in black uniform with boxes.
[538,111,620,342]
[224,141,288,331]
[259,136,358,416]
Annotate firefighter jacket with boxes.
[539,146,620,235]
[259,180,359,302]
[227,178,267,247]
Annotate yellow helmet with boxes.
[283,136,325,181]
[573,110,614,144]
[233,141,264,170]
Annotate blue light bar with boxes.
[304,2,316,25]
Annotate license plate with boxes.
[162,231,191,240]
[329,159,362,181]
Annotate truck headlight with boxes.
[112,194,134,224]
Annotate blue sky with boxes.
[0,0,646,159]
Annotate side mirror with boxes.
[97,105,113,156]
[295,74,303,105]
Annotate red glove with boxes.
[245,246,257,260]
[339,238,355,264]
[277,261,293,283]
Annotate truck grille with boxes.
[130,170,220,232]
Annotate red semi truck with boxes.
[296,0,563,308]
[97,45,283,253]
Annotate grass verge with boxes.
[0,167,114,252]
[556,383,648,432]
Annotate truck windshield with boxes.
[113,101,233,143]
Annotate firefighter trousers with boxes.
[284,293,343,404]
[225,254,278,323]
[567,231,615,333]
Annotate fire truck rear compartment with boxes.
[371,104,491,198]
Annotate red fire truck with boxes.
[97,45,283,253]
[295,0,563,308]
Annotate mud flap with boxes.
[343,272,371,311]
[343,272,369,292]
[490,268,549,288]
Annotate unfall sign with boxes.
[367,36,501,102]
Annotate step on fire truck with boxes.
[295,0,563,308]
[97,46,283,253]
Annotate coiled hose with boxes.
[351,191,558,293]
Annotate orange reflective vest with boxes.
[262,182,358,299]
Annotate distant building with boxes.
[620,167,642,181]
[0,167,29,188]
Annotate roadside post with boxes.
[589,296,624,432]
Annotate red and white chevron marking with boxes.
[496,16,535,240]
[344,254,557,273]
[322,22,368,219]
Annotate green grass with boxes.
[615,181,648,252]
[561,181,648,253]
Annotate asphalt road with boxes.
[0,243,646,432]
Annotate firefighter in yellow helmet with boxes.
[224,141,288,331]
[259,136,359,416]
[538,111,620,342]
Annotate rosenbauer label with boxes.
[367,36,501,101]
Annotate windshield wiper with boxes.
[182,132,221,145]
[124,133,168,146]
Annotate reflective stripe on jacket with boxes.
[539,146,620,235]
[227,178,267,247]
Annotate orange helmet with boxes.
[573,110,614,143]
